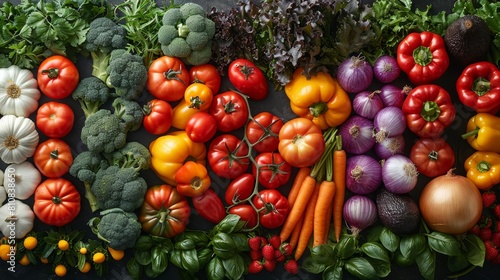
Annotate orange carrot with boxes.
[289,214,305,249]
[280,175,317,242]
[294,182,321,260]
[313,157,336,247]
[332,136,347,242]
[288,167,311,207]
[323,200,334,243]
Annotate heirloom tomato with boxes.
[36,101,74,138]
[189,63,222,94]
[33,178,81,227]
[253,152,291,189]
[246,112,283,153]
[410,137,455,178]
[209,91,249,132]
[174,161,211,197]
[33,138,73,178]
[143,99,173,135]
[253,189,289,229]
[208,134,250,179]
[228,204,258,229]
[185,111,218,143]
[37,55,79,99]
[278,117,326,168]
[147,56,190,102]
[228,58,268,100]
[225,173,255,205]
[192,188,226,224]
[139,184,190,238]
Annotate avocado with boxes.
[376,189,420,235]
[444,15,492,66]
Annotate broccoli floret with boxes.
[162,8,183,26]
[81,109,127,154]
[71,77,110,118]
[158,25,178,46]
[84,17,128,83]
[91,165,147,212]
[205,18,216,39]
[106,49,148,100]
[185,14,206,33]
[185,43,212,66]
[179,2,205,20]
[165,37,192,58]
[91,208,141,250]
[186,31,209,51]
[69,151,109,212]
[112,97,143,132]
[105,141,151,173]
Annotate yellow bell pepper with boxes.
[464,151,500,190]
[149,131,206,185]
[284,68,351,130]
[462,113,500,153]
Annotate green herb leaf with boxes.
[463,234,486,267]
[302,256,327,274]
[426,232,462,256]
[380,227,400,253]
[310,244,336,265]
[180,249,200,274]
[415,247,436,280]
[399,234,426,261]
[206,256,225,280]
[323,264,343,280]
[222,254,245,280]
[361,242,390,263]
[151,246,169,274]
[344,257,379,280]
[447,252,469,272]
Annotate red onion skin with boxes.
[346,155,382,194]
[373,106,406,143]
[339,115,376,155]
[373,55,401,84]
[382,155,419,194]
[337,55,373,94]
[343,195,378,235]
[374,134,405,159]
[352,90,384,119]
[379,84,411,108]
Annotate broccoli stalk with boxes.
[105,141,151,174]
[88,208,141,250]
[72,77,110,118]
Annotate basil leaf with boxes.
[134,248,152,266]
[463,234,486,267]
[399,234,426,261]
[366,257,391,278]
[177,231,209,248]
[212,232,236,259]
[181,249,200,274]
[426,232,461,256]
[207,256,225,280]
[126,257,142,280]
[170,250,183,269]
[447,252,469,272]
[197,248,213,268]
[231,233,250,252]
[151,246,169,274]
[302,256,327,274]
[213,214,241,234]
[366,225,384,242]
[222,254,246,280]
[144,263,161,278]
[380,227,400,253]
[310,244,336,265]
[175,239,196,251]
[135,235,153,251]
[361,242,390,263]
[393,249,415,266]
[323,264,343,280]
[336,235,358,259]
[415,247,436,280]
[344,257,379,280]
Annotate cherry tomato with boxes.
[192,189,226,224]
[185,112,218,143]
[228,58,268,100]
[246,112,284,153]
[33,138,73,178]
[225,173,255,205]
[209,91,249,132]
[147,56,190,102]
[37,55,79,99]
[410,137,455,178]
[174,161,211,197]
[252,189,289,229]
[36,101,74,138]
[143,99,173,135]
[253,152,291,189]
[207,134,250,179]
[228,204,258,229]
[189,63,222,94]
[278,117,326,168]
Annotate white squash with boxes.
[0,65,40,117]
[0,115,39,164]
[4,161,41,200]
[0,199,35,239]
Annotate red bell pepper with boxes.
[396,31,449,85]
[456,61,500,114]
[402,84,456,138]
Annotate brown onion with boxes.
[419,169,482,235]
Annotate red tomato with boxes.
[185,112,218,143]
[189,63,222,94]
[192,189,226,224]
[225,173,255,205]
[228,58,268,100]
[36,101,74,138]
[37,55,79,99]
[246,112,284,153]
[147,56,190,101]
[33,178,81,227]
[143,99,173,135]
[410,137,455,178]
[209,91,249,132]
[252,189,289,229]
[252,152,291,189]
[278,117,326,168]
[33,138,73,178]
[208,134,250,179]
[228,204,258,229]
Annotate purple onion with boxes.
[373,106,406,143]
[346,155,382,194]
[382,155,418,194]
[373,55,400,83]
[374,134,405,159]
[352,90,384,119]
[337,55,373,93]
[338,115,376,155]
[379,84,411,108]
[343,195,378,236]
